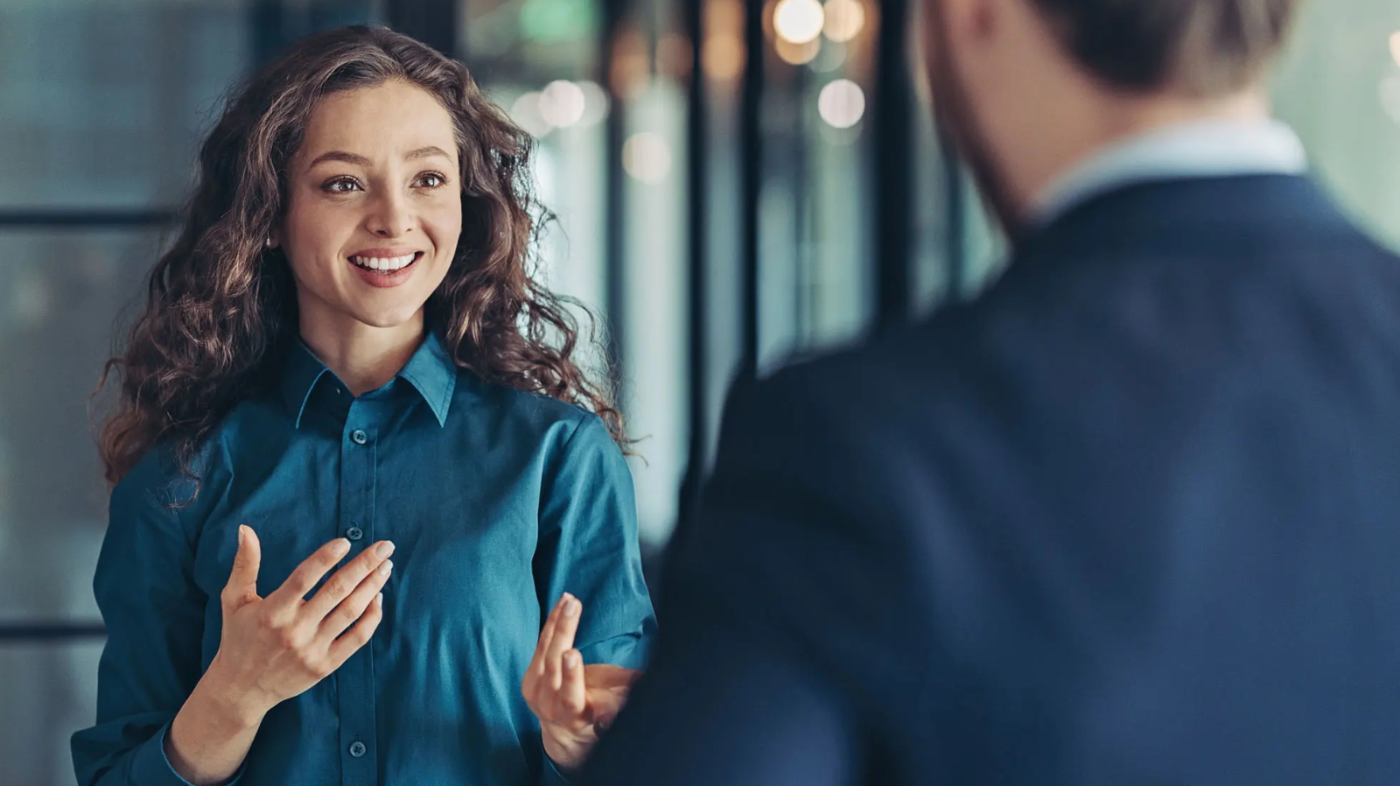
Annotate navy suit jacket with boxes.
[583,175,1400,785]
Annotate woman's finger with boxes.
[266,537,352,611]
[315,558,393,643]
[584,667,640,732]
[530,597,564,680]
[583,664,643,689]
[559,649,587,717]
[303,540,394,623]
[523,599,563,706]
[545,594,581,690]
[221,525,263,609]
[326,592,384,669]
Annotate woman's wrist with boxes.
[166,663,266,785]
[197,654,269,731]
[541,723,593,772]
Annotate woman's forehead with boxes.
[298,80,457,164]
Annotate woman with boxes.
[70,25,654,786]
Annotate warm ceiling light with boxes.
[704,33,746,80]
[822,0,865,43]
[776,36,821,65]
[774,0,825,45]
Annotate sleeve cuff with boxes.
[580,632,652,672]
[128,722,245,786]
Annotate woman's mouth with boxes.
[347,251,423,288]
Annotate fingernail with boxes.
[377,541,396,558]
[376,592,384,605]
[565,651,580,668]
[565,596,580,616]
[237,524,248,543]
[379,560,393,576]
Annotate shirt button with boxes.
[349,740,367,758]
[350,429,369,445]
[345,526,364,541]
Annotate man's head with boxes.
[920,0,1302,236]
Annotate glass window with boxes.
[0,230,168,622]
[0,1,255,210]
[0,641,104,786]
[1272,0,1400,250]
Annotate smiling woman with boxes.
[71,25,654,786]
[278,79,465,389]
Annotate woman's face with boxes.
[279,78,462,338]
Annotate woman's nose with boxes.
[366,191,414,237]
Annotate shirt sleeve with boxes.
[534,413,657,669]
[70,454,244,786]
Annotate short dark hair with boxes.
[1028,0,1301,95]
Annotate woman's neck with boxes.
[298,313,426,397]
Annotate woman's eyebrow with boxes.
[305,146,452,172]
[306,150,371,171]
[405,145,453,162]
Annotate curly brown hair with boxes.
[97,24,624,486]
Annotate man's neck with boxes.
[1009,89,1273,225]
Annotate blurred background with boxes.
[0,0,1397,782]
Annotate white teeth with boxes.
[350,253,416,272]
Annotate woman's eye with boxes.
[323,177,362,194]
[416,172,447,189]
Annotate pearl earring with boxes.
[265,237,275,249]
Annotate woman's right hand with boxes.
[206,524,395,722]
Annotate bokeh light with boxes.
[774,0,825,45]
[623,132,673,183]
[822,0,865,43]
[818,78,865,128]
[776,36,821,65]
[704,33,746,80]
[575,80,610,127]
[509,91,551,138]
[1381,74,1400,127]
[539,80,587,128]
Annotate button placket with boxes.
[337,412,378,784]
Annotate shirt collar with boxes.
[396,331,457,427]
[279,331,458,429]
[1029,117,1308,230]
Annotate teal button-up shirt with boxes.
[71,332,656,786]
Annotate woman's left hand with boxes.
[521,593,643,772]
